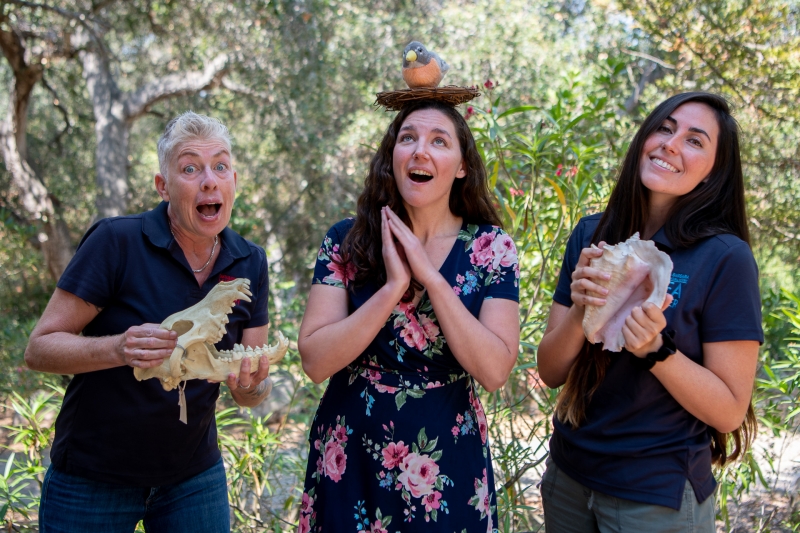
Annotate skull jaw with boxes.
[134,333,289,391]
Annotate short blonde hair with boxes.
[157,111,232,179]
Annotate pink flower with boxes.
[301,492,314,512]
[299,513,311,533]
[381,440,409,470]
[491,233,518,270]
[325,251,356,287]
[456,274,466,284]
[400,318,428,350]
[418,313,440,341]
[333,425,348,443]
[471,391,489,444]
[484,79,494,89]
[315,456,324,474]
[370,520,388,533]
[397,453,440,498]
[464,106,475,120]
[452,286,462,295]
[470,232,495,268]
[425,381,442,389]
[509,188,524,197]
[556,164,563,177]
[456,413,464,424]
[452,426,459,436]
[374,383,398,394]
[314,439,322,451]
[471,470,490,515]
[323,439,347,482]
[423,490,442,512]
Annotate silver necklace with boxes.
[169,220,218,273]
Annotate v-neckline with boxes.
[408,220,465,309]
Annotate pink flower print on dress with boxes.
[370,520,389,533]
[323,439,347,482]
[491,233,518,270]
[470,232,495,268]
[381,441,409,470]
[418,313,440,341]
[400,318,428,351]
[298,513,311,533]
[423,490,442,513]
[325,246,356,287]
[397,453,440,498]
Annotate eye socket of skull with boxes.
[171,320,194,336]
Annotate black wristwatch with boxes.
[635,329,676,370]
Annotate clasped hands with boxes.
[381,206,441,297]
[570,243,673,359]
[114,325,269,392]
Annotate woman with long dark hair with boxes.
[297,99,520,532]
[537,92,762,532]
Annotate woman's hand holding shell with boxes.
[570,243,610,309]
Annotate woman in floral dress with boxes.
[297,99,520,533]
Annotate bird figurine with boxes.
[402,41,450,89]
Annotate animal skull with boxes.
[134,278,288,391]
[582,233,673,352]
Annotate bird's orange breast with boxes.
[403,61,444,88]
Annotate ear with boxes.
[155,173,169,201]
[455,160,466,179]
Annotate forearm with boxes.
[231,376,273,408]
[25,331,124,375]
[536,303,587,388]
[650,351,752,432]
[425,275,518,392]
[299,283,405,383]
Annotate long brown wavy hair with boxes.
[555,92,756,466]
[336,100,501,297]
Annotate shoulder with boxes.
[319,218,356,246]
[693,234,755,265]
[76,213,146,250]
[564,213,602,251]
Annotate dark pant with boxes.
[39,459,230,533]
[540,458,715,533]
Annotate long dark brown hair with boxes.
[337,100,501,295]
[555,92,756,466]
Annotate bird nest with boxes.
[374,86,480,111]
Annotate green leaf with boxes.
[395,391,407,410]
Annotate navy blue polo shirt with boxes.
[51,201,269,487]
[548,213,763,509]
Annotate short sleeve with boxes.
[700,241,763,343]
[247,246,270,327]
[553,218,594,307]
[57,219,120,308]
[312,219,356,289]
[484,229,520,302]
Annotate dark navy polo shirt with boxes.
[548,213,763,509]
[51,201,269,487]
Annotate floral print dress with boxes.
[300,219,519,533]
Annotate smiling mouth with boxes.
[197,203,221,217]
[409,170,433,183]
[651,157,679,173]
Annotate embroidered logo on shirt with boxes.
[668,273,689,308]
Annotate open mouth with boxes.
[409,170,433,183]
[197,203,222,217]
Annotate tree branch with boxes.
[123,54,229,119]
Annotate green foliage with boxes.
[0,385,63,531]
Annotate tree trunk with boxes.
[0,23,74,281]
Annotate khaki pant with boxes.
[540,458,715,533]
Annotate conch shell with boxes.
[582,233,673,352]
